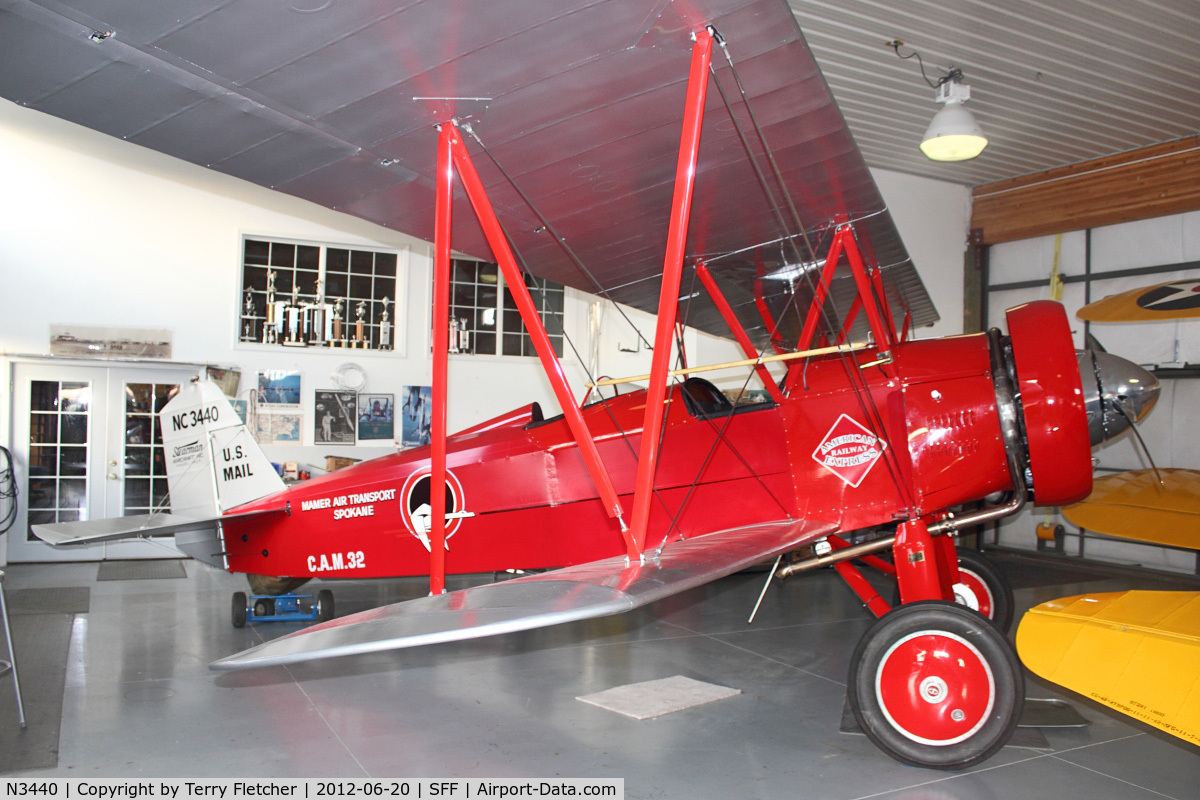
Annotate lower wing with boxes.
[211,517,837,672]
[1017,591,1200,747]
[1061,468,1200,550]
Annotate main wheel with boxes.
[232,591,248,628]
[316,589,334,622]
[952,549,1014,633]
[848,601,1023,770]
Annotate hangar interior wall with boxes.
[0,99,969,564]
[988,211,1200,573]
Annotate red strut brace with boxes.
[443,125,635,558]
[695,261,784,404]
[629,30,715,554]
[429,124,455,594]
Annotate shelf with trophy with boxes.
[238,239,399,354]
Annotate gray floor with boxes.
[1,554,1197,798]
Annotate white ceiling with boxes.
[791,0,1200,186]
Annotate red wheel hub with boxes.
[875,630,995,745]
[953,569,995,619]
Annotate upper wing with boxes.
[1017,591,1200,747]
[0,0,934,347]
[1061,468,1200,550]
[210,517,837,672]
[1078,280,1200,322]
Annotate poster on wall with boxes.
[256,370,302,406]
[357,393,395,441]
[255,412,300,445]
[50,324,172,359]
[401,385,432,447]
[315,390,357,445]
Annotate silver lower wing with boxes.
[211,518,838,672]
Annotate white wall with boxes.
[0,99,971,562]
[987,211,1200,573]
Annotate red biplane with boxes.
[23,0,1162,771]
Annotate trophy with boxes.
[263,269,278,344]
[379,296,392,351]
[354,300,367,349]
[308,277,330,346]
[241,287,255,342]
[332,298,344,347]
[449,316,461,354]
[283,283,305,346]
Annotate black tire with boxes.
[848,601,1023,770]
[316,589,334,622]
[246,574,310,596]
[253,598,275,618]
[232,592,248,628]
[952,549,1014,634]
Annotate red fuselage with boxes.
[224,320,1077,582]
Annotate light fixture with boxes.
[920,70,988,162]
[889,41,988,163]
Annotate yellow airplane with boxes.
[1023,285,1200,747]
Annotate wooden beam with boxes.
[971,136,1200,245]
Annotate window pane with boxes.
[504,309,522,333]
[61,414,88,444]
[275,269,294,296]
[502,334,523,356]
[327,248,348,272]
[152,478,170,507]
[125,417,152,445]
[61,383,89,413]
[31,381,59,411]
[28,479,57,509]
[30,413,57,444]
[479,263,498,284]
[59,479,87,509]
[125,447,151,476]
[375,253,397,276]
[475,332,496,354]
[326,272,347,298]
[454,261,476,282]
[152,448,168,476]
[59,447,87,476]
[350,275,372,298]
[244,239,270,265]
[126,383,153,413]
[297,244,320,270]
[270,243,295,268]
[351,250,374,272]
[124,478,151,508]
[29,445,56,474]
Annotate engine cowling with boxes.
[999,301,1159,506]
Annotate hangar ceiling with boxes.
[792,0,1200,186]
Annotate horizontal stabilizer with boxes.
[1017,591,1200,747]
[33,505,286,547]
[1062,468,1200,550]
[211,517,837,672]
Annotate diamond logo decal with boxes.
[812,414,887,488]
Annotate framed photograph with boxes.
[257,370,302,406]
[401,385,432,447]
[315,390,357,445]
[358,393,395,441]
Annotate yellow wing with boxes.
[1017,591,1200,746]
[1077,280,1200,322]
[1061,468,1200,550]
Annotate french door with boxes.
[8,362,199,562]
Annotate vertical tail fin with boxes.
[161,379,285,516]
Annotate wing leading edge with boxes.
[210,517,837,672]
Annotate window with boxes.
[238,238,401,352]
[450,259,565,357]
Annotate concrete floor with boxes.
[1,554,1197,798]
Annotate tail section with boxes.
[33,378,286,567]
[162,379,284,515]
